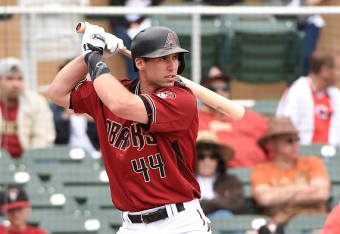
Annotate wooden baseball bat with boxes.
[76,22,245,120]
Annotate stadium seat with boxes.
[61,185,113,212]
[284,214,328,234]
[299,144,325,157]
[329,185,340,210]
[249,99,280,116]
[21,146,95,165]
[151,13,225,78]
[228,168,252,185]
[210,214,271,233]
[228,168,258,214]
[0,153,31,186]
[95,209,122,234]
[37,211,101,234]
[299,144,340,184]
[25,163,108,188]
[222,15,303,84]
[21,146,105,188]
[25,178,78,211]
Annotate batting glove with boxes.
[103,32,125,58]
[81,22,106,57]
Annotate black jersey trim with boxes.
[171,140,197,186]
[139,95,152,131]
[141,94,156,124]
[69,92,73,110]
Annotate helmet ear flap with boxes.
[177,53,185,75]
[133,58,138,72]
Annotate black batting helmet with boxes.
[131,26,189,75]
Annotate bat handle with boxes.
[76,22,132,59]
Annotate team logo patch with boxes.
[156,91,176,100]
[164,33,177,48]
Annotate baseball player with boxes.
[48,23,211,234]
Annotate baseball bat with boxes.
[76,22,245,120]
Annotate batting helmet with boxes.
[131,26,189,75]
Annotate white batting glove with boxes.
[103,32,125,58]
[81,22,106,57]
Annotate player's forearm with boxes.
[93,74,148,123]
[48,56,88,107]
[93,73,134,110]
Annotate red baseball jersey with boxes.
[71,78,201,212]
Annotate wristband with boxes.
[84,51,110,82]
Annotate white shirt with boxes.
[69,114,100,158]
[276,77,340,147]
[196,176,217,200]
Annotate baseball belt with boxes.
[128,203,185,224]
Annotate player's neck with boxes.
[139,78,163,95]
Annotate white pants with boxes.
[117,199,212,234]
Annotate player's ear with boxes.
[135,58,145,71]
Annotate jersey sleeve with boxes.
[71,80,100,118]
[139,86,198,133]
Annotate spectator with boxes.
[276,52,340,147]
[49,61,100,158]
[49,103,100,158]
[0,57,55,158]
[272,0,327,76]
[110,0,162,80]
[0,186,47,234]
[321,204,340,234]
[199,67,269,168]
[251,117,330,225]
[195,131,245,218]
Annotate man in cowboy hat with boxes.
[251,117,330,225]
[195,131,245,218]
[0,186,47,234]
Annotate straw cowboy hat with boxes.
[196,130,234,162]
[258,117,299,148]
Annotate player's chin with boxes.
[163,78,176,86]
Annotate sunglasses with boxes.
[284,136,300,144]
[197,153,219,160]
[208,84,230,92]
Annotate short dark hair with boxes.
[310,52,334,74]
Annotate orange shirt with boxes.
[251,156,329,223]
[311,89,332,144]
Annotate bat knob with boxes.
[76,23,82,32]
